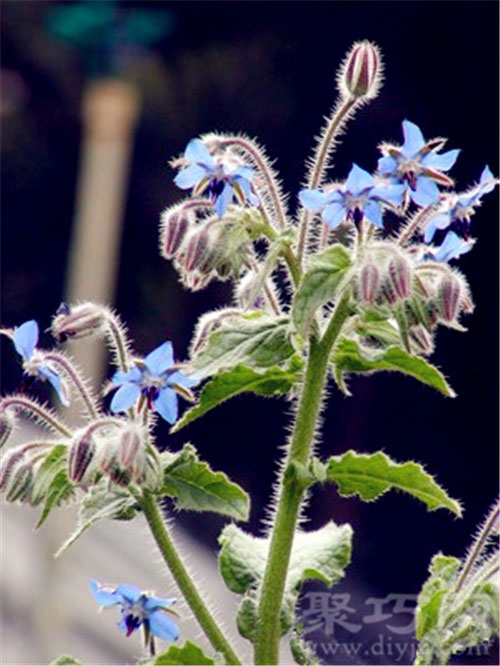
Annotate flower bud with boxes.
[438,274,462,322]
[342,41,381,100]
[160,207,189,259]
[0,409,15,449]
[118,426,146,483]
[360,263,380,304]
[0,443,43,491]
[388,255,412,300]
[52,302,106,342]
[183,228,210,273]
[68,431,96,484]
[5,462,33,502]
[409,325,434,356]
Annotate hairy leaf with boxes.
[293,245,351,334]
[160,444,249,521]
[55,480,137,556]
[172,358,302,432]
[154,641,214,665]
[50,656,82,665]
[332,338,455,397]
[326,450,462,516]
[191,314,295,377]
[31,444,67,506]
[36,469,75,529]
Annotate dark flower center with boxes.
[124,613,142,637]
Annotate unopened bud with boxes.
[342,41,381,100]
[380,278,398,305]
[183,228,210,273]
[5,462,33,502]
[161,207,189,259]
[360,263,380,304]
[118,426,146,483]
[409,325,434,356]
[68,431,96,484]
[186,270,214,292]
[0,410,15,449]
[388,255,412,300]
[438,275,462,322]
[52,302,106,342]
[0,443,43,491]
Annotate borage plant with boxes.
[1,41,498,666]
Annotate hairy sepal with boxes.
[153,640,215,665]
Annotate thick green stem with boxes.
[139,490,242,665]
[254,292,351,665]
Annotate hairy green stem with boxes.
[139,490,242,665]
[254,292,351,665]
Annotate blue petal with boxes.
[345,164,374,195]
[115,583,142,604]
[112,366,142,386]
[214,182,234,217]
[434,231,473,262]
[174,164,210,189]
[401,120,426,157]
[363,200,383,228]
[378,156,398,175]
[38,366,70,407]
[168,370,198,389]
[421,149,460,171]
[147,609,180,641]
[233,165,254,181]
[371,183,405,205]
[89,579,123,608]
[154,388,178,424]
[143,595,177,611]
[13,320,39,361]
[322,202,346,229]
[410,176,440,207]
[110,383,141,413]
[424,213,451,243]
[299,189,328,211]
[478,165,497,194]
[144,341,174,376]
[184,139,215,169]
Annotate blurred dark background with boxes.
[1,2,498,664]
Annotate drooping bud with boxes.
[0,409,16,449]
[388,255,412,300]
[5,462,33,502]
[118,426,146,483]
[160,206,190,259]
[0,442,44,492]
[380,278,398,305]
[437,274,462,322]
[360,263,380,305]
[409,325,434,356]
[52,302,106,342]
[68,430,96,484]
[183,228,211,273]
[341,41,381,100]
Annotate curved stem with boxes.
[396,204,436,247]
[105,312,130,373]
[254,292,351,665]
[139,490,242,665]
[219,137,288,230]
[297,97,356,265]
[43,352,100,419]
[0,395,72,438]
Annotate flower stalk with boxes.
[254,291,351,665]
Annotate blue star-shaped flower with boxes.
[299,163,405,229]
[426,231,474,263]
[89,579,179,642]
[378,120,460,207]
[424,165,498,243]
[11,320,69,406]
[174,138,259,217]
[110,341,196,424]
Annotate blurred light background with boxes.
[1,1,498,665]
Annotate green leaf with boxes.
[332,338,455,397]
[354,318,402,348]
[326,450,462,516]
[36,469,75,528]
[154,640,214,665]
[55,480,137,557]
[292,245,352,334]
[172,358,302,432]
[192,314,295,377]
[219,521,352,605]
[50,656,82,665]
[160,444,249,521]
[31,444,68,505]
[416,555,461,640]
